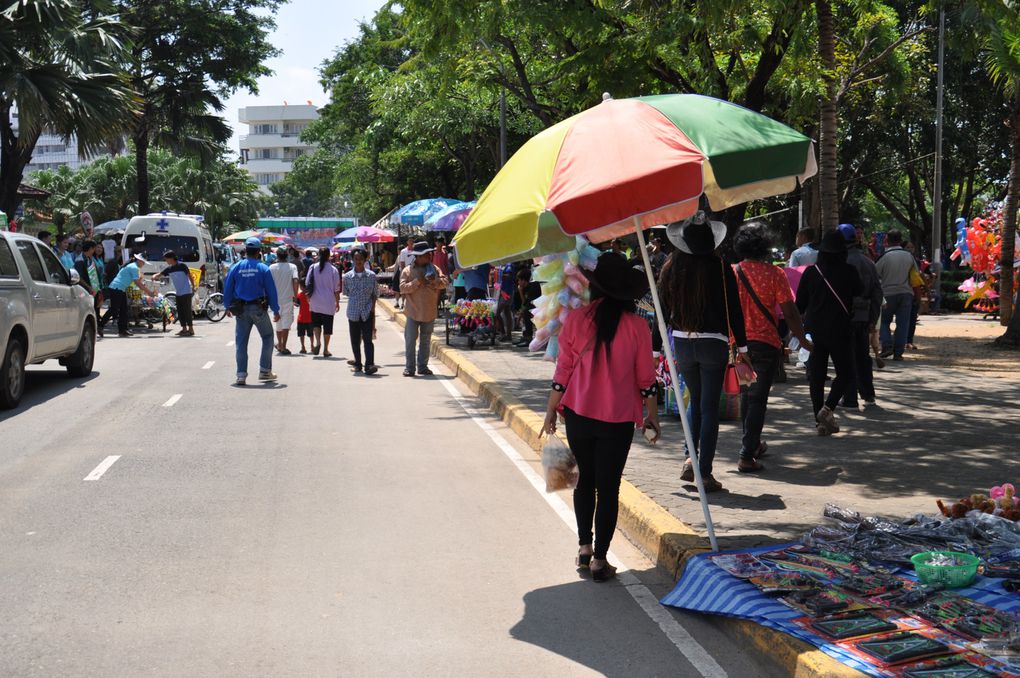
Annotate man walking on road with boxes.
[343,249,379,375]
[269,247,299,355]
[840,224,883,406]
[153,250,196,337]
[223,237,280,385]
[875,230,918,362]
[74,240,105,338]
[107,252,156,337]
[399,241,447,377]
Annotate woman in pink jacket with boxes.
[543,252,660,582]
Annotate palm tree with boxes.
[130,77,231,214]
[976,2,1020,338]
[0,0,136,217]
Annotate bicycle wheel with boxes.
[205,293,226,322]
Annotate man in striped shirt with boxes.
[342,249,379,375]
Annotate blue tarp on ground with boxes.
[661,544,1020,677]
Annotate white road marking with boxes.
[163,394,183,407]
[435,377,727,677]
[202,361,215,370]
[84,455,122,481]
[226,340,234,347]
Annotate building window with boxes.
[253,124,278,135]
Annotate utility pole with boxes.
[932,5,946,260]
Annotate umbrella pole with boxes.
[634,220,719,552]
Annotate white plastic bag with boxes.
[541,435,578,492]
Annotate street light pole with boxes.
[932,5,946,260]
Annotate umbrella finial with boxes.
[602,92,613,102]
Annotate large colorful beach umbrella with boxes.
[391,198,464,227]
[452,94,817,552]
[334,225,396,243]
[425,201,476,232]
[454,94,816,268]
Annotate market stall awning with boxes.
[257,217,357,231]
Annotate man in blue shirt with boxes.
[223,237,281,385]
[788,227,819,267]
[342,248,379,374]
[107,252,156,337]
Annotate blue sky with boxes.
[222,0,387,153]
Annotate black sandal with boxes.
[591,563,617,582]
[576,549,593,570]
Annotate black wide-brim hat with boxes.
[666,212,727,256]
[583,251,649,301]
[411,240,434,255]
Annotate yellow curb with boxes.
[376,298,864,678]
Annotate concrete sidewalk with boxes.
[402,305,1020,549]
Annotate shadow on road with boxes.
[0,370,99,422]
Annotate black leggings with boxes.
[807,336,854,416]
[564,407,634,559]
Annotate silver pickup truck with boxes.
[0,231,97,408]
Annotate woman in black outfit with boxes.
[796,229,863,435]
[659,214,749,493]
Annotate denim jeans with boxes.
[675,338,729,477]
[404,319,434,372]
[234,303,274,377]
[349,319,374,367]
[880,292,913,357]
[740,341,781,461]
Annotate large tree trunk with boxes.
[997,96,1020,328]
[816,0,839,233]
[134,127,150,216]
[0,102,37,219]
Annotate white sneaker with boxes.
[258,371,278,381]
[235,375,246,386]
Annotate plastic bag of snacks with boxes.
[542,435,578,493]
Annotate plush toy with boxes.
[938,483,1020,521]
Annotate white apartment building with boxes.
[238,104,319,194]
[12,107,109,174]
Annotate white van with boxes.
[121,213,220,294]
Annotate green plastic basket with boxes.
[910,550,980,588]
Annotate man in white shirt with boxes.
[269,247,299,355]
[394,237,416,309]
[788,227,819,267]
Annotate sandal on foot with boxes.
[576,549,593,570]
[591,563,617,583]
[680,459,694,482]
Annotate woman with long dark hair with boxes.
[796,230,862,435]
[659,214,748,493]
[543,252,660,583]
[305,246,341,357]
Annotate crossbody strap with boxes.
[736,265,777,328]
[813,265,850,315]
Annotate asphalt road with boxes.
[0,306,781,677]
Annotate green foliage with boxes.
[0,0,137,215]
[115,0,283,211]
[269,151,348,217]
[28,149,261,239]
